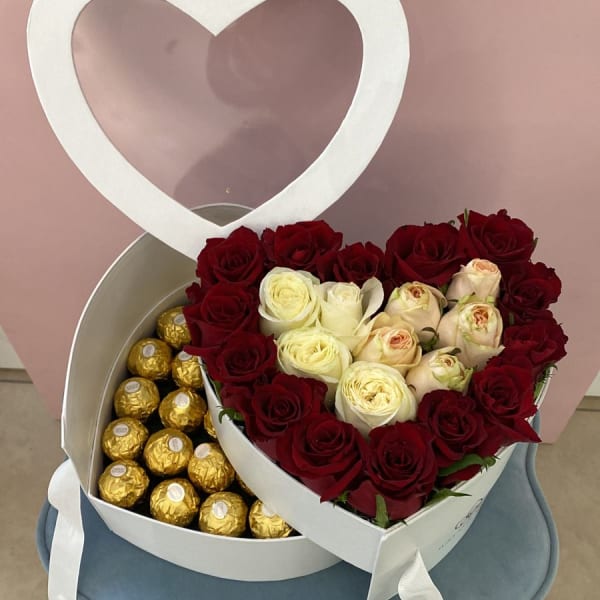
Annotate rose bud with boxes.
[319,278,384,352]
[258,267,320,338]
[335,361,417,437]
[384,282,447,343]
[276,327,353,407]
[436,297,504,370]
[405,348,473,402]
[446,259,501,305]
[353,313,421,376]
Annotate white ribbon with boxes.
[47,460,84,600]
[397,551,443,600]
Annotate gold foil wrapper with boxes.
[156,306,191,350]
[127,338,172,380]
[98,460,149,508]
[248,500,293,539]
[159,388,207,433]
[171,351,204,389]
[188,443,235,493]
[149,479,200,527]
[236,474,255,497]
[113,377,160,422]
[143,429,193,476]
[203,411,217,439]
[199,492,248,537]
[101,417,149,462]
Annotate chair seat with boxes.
[37,419,557,599]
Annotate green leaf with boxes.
[218,407,244,424]
[508,312,516,326]
[533,237,539,249]
[438,454,497,478]
[374,495,390,529]
[334,490,350,505]
[446,347,462,356]
[426,488,471,507]
[463,208,470,227]
[448,219,456,227]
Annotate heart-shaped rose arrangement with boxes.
[184,209,567,525]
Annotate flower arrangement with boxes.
[183,210,567,526]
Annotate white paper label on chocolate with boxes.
[174,314,186,326]
[110,464,127,477]
[174,392,190,408]
[142,344,156,358]
[167,483,186,503]
[261,503,276,518]
[212,501,229,520]
[194,444,211,459]
[168,437,184,453]
[113,424,130,437]
[124,380,141,394]
[178,351,192,362]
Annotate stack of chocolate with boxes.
[97,306,292,539]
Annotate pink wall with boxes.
[1,0,599,441]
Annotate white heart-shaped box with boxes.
[27,0,409,261]
[27,0,411,586]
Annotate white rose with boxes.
[446,259,501,305]
[335,361,417,436]
[436,298,504,370]
[405,347,473,402]
[384,282,447,343]
[258,267,320,337]
[353,313,422,376]
[277,327,353,407]
[318,278,384,351]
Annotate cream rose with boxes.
[384,282,447,343]
[446,259,501,305]
[258,267,320,337]
[335,361,417,436]
[276,327,353,406]
[353,313,422,376]
[318,278,384,351]
[405,347,473,402]
[436,298,504,369]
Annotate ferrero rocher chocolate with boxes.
[159,388,207,433]
[203,411,217,439]
[101,417,149,461]
[156,306,191,350]
[143,429,193,476]
[198,492,248,537]
[236,474,255,497]
[171,351,204,389]
[248,500,293,539]
[188,443,235,493]
[113,377,160,421]
[98,460,149,508]
[127,338,172,380]
[149,479,200,527]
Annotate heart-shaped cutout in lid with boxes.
[27,0,409,260]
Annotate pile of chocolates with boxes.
[97,305,293,539]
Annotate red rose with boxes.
[261,220,343,278]
[458,209,536,264]
[331,242,385,287]
[348,422,438,520]
[384,223,466,288]
[503,318,567,376]
[193,332,277,385]
[416,390,487,469]
[276,413,367,502]
[196,226,266,288]
[471,366,540,456]
[498,261,562,324]
[183,283,259,349]
[242,375,326,459]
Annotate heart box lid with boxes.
[27,0,410,262]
